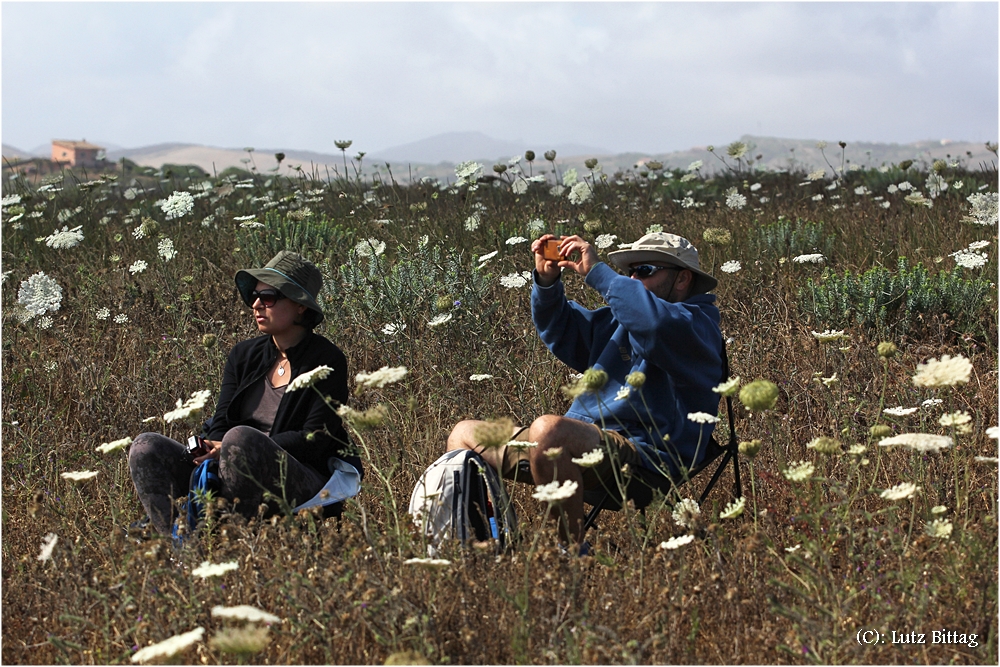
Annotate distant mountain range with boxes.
[3,132,994,182]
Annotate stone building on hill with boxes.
[51,139,104,167]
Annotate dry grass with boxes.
[1,156,997,664]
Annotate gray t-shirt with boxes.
[238,375,287,436]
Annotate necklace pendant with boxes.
[277,365,285,376]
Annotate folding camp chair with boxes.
[581,340,742,534]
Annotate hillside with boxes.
[4,134,995,183]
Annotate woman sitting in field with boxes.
[128,251,361,536]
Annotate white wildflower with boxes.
[157,238,177,261]
[571,450,605,468]
[211,605,281,624]
[687,412,719,424]
[192,561,239,578]
[44,225,84,249]
[659,534,695,550]
[356,365,408,389]
[595,234,617,249]
[96,437,132,454]
[131,628,204,664]
[355,238,386,257]
[505,236,528,245]
[129,260,148,275]
[913,354,972,387]
[114,313,129,324]
[159,191,195,220]
[163,389,213,423]
[464,214,480,231]
[783,460,815,482]
[427,313,453,327]
[719,497,746,519]
[720,260,741,273]
[878,433,953,454]
[381,322,405,336]
[568,181,592,205]
[672,498,701,528]
[725,188,747,210]
[883,406,919,417]
[532,480,579,503]
[286,365,333,392]
[469,374,494,381]
[61,470,99,482]
[18,272,63,318]
[924,518,953,539]
[792,253,825,264]
[500,273,528,289]
[37,533,58,562]
[880,482,920,501]
[614,386,630,401]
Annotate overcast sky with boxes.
[2,1,997,155]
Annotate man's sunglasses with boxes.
[248,290,285,308]
[629,264,676,279]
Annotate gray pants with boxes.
[128,425,326,535]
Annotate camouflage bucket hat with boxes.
[235,251,324,323]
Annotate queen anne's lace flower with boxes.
[355,238,386,257]
[878,433,953,454]
[925,518,953,539]
[160,191,195,220]
[725,188,747,210]
[287,366,333,392]
[211,605,281,624]
[532,480,578,503]
[571,450,605,468]
[500,273,528,288]
[469,374,494,381]
[720,260,741,273]
[427,313,453,327]
[97,437,132,454]
[687,412,719,424]
[61,470,99,481]
[403,558,452,569]
[131,627,204,664]
[783,460,814,482]
[884,406,919,417]
[880,482,920,501]
[720,497,746,519]
[192,561,239,578]
[913,354,972,387]
[129,260,148,275]
[158,238,177,261]
[44,225,84,249]
[672,498,701,528]
[356,365,408,389]
[37,533,58,562]
[18,272,63,318]
[568,181,592,205]
[163,389,213,423]
[659,534,695,550]
[792,253,825,264]
[595,234,617,249]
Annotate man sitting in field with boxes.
[447,231,724,549]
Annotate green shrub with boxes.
[799,256,993,336]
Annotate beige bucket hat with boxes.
[607,232,718,295]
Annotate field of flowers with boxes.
[1,142,998,665]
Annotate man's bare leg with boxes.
[526,415,604,545]
[445,419,520,477]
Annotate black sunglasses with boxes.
[629,264,676,279]
[248,289,285,308]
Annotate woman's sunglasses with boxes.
[248,289,285,308]
[629,265,676,279]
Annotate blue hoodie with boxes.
[532,262,724,476]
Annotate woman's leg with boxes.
[217,425,326,520]
[128,433,194,535]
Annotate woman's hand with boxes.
[555,235,599,278]
[531,234,563,287]
[193,440,222,465]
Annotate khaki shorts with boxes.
[499,425,644,490]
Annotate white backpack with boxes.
[408,449,518,556]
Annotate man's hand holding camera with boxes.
[531,234,600,287]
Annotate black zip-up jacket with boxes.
[205,332,362,479]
